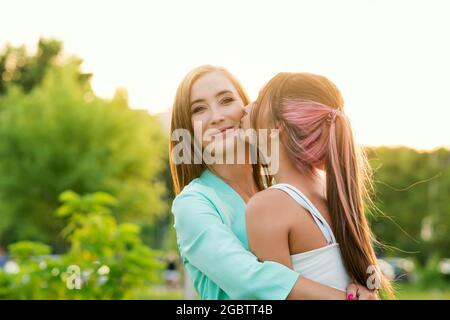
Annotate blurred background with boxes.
[0,0,449,299]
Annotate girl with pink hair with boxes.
[242,72,393,299]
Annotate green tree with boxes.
[0,41,168,249]
[141,159,177,251]
[0,38,91,95]
[368,147,450,264]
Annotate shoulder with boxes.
[246,188,303,229]
[246,188,285,212]
[171,178,213,214]
[173,176,213,205]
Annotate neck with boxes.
[210,163,258,201]
[274,145,325,197]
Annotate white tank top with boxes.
[269,183,351,292]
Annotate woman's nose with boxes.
[210,109,225,124]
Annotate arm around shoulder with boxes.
[172,189,299,299]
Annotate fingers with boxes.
[347,283,379,300]
[357,288,370,300]
[356,285,378,300]
[346,283,358,300]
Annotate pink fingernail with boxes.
[347,294,354,300]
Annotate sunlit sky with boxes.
[1,0,449,150]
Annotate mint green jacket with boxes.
[171,169,299,299]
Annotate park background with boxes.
[0,0,449,299]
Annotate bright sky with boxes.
[1,0,449,150]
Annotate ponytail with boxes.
[327,113,393,298]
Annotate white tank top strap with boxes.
[269,183,337,245]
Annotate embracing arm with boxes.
[172,190,346,300]
[245,191,346,300]
[172,191,298,299]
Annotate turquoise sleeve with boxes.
[172,191,300,300]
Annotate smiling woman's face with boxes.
[190,71,245,149]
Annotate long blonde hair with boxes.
[253,72,393,298]
[169,65,268,195]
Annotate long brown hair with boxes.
[253,72,393,298]
[169,65,269,195]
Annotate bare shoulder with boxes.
[246,188,285,214]
[246,188,306,228]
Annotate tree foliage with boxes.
[368,146,450,264]
[0,39,168,248]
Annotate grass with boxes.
[129,286,184,300]
[394,283,450,300]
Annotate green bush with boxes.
[0,191,165,299]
